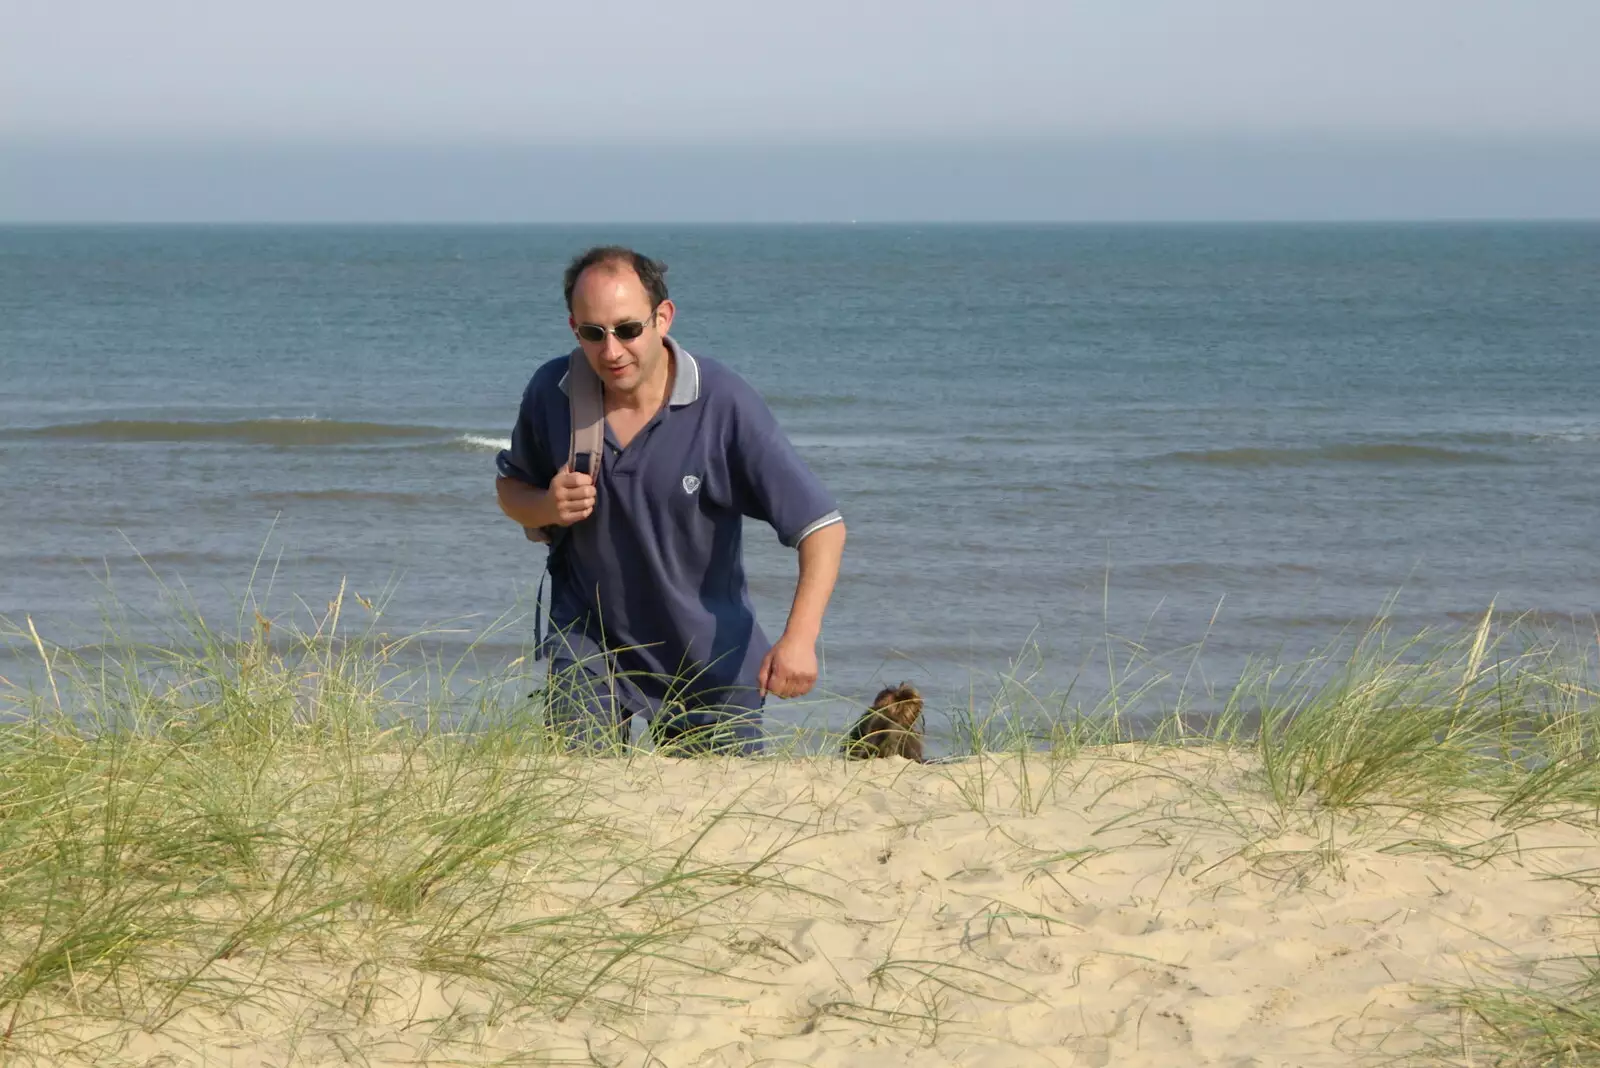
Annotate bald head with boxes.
[562,246,669,313]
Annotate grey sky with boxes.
[8,0,1598,139]
[4,1,1598,220]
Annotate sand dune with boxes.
[104,746,1600,1066]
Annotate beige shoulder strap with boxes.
[565,346,605,481]
[523,348,605,544]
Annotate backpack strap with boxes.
[522,347,606,545]
[525,349,606,661]
[565,346,605,481]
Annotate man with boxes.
[495,246,846,756]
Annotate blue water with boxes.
[3,223,1598,744]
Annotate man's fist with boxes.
[549,463,596,526]
[757,632,819,699]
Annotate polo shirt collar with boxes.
[664,336,702,407]
[557,336,701,407]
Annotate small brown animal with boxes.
[842,682,925,761]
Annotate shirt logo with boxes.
[681,474,701,495]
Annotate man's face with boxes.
[568,264,675,399]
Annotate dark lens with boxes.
[614,320,646,340]
[576,324,606,342]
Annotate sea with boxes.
[2,223,1598,751]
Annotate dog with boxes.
[842,682,925,762]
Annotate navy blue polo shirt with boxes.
[496,337,842,703]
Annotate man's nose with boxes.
[603,332,627,358]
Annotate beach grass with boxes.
[3,586,1599,1065]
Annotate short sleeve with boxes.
[496,376,558,489]
[729,386,842,548]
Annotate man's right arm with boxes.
[496,475,561,529]
[495,371,590,533]
[496,467,595,530]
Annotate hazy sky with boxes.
[4,0,1598,220]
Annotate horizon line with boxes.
[5,216,1600,227]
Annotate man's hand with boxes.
[758,631,819,699]
[758,520,845,701]
[548,463,596,526]
[496,463,596,531]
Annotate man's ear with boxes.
[654,298,676,336]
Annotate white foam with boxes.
[459,435,512,452]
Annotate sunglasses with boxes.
[574,313,655,344]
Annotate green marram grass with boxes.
[2,578,1599,1065]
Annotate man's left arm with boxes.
[729,385,847,700]
[759,520,846,699]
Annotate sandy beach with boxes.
[18,742,1588,1068]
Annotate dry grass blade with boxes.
[2,581,1599,1065]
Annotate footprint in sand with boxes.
[1069,902,1166,937]
[1060,1002,1197,1065]
[1128,1005,1194,1049]
[787,917,864,961]
[961,927,1070,974]
[1003,938,1069,975]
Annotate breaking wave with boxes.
[457,435,512,452]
